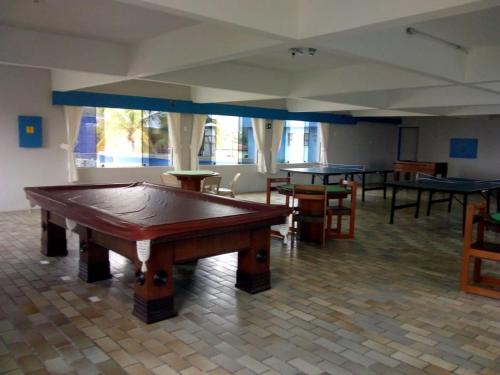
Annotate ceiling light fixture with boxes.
[406,27,467,54]
[289,47,317,57]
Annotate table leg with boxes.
[41,209,67,257]
[448,193,453,212]
[415,190,422,218]
[236,227,271,293]
[462,194,468,233]
[78,228,111,283]
[322,175,327,185]
[427,191,433,216]
[133,242,176,323]
[497,188,500,212]
[312,175,316,184]
[390,187,397,224]
[362,173,366,202]
[383,172,388,199]
[486,190,491,213]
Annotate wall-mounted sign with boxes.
[19,116,43,148]
[449,138,477,159]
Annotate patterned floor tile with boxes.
[0,191,499,374]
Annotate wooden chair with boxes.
[327,180,357,239]
[266,177,291,206]
[160,173,181,188]
[218,173,241,198]
[291,184,328,247]
[201,176,221,194]
[461,201,500,299]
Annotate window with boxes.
[277,121,318,163]
[74,107,171,167]
[199,115,255,165]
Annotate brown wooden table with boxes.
[393,161,447,181]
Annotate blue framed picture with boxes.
[449,138,477,159]
[19,116,43,148]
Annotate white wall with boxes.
[0,65,67,212]
[0,65,400,211]
[329,122,398,169]
[403,117,500,179]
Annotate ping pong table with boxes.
[386,176,500,230]
[280,164,393,201]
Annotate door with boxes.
[398,127,419,161]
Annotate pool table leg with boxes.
[78,229,111,283]
[41,209,67,257]
[133,242,176,323]
[236,227,271,294]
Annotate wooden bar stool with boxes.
[266,177,290,205]
[327,180,357,239]
[461,201,500,299]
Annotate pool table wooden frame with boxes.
[25,183,289,323]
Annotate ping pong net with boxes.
[415,173,500,185]
[321,163,365,171]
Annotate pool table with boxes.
[25,182,289,323]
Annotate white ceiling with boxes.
[234,48,365,72]
[1,0,500,117]
[0,0,197,43]
[410,5,500,48]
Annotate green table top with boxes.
[168,170,218,177]
[490,212,500,223]
[277,183,348,194]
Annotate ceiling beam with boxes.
[447,105,500,116]
[286,98,371,112]
[117,0,298,39]
[52,70,127,92]
[290,63,450,98]
[312,91,390,109]
[298,0,494,39]
[351,109,435,117]
[466,46,500,83]
[388,85,500,109]
[128,23,284,77]
[145,62,290,97]
[0,25,129,75]
[317,27,467,82]
[191,87,279,103]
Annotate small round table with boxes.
[168,170,219,191]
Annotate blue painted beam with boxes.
[52,91,400,124]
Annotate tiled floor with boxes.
[0,190,499,374]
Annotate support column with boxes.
[133,242,176,323]
[236,227,271,293]
[41,209,67,257]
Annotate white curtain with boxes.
[190,114,207,169]
[269,119,285,174]
[167,112,182,170]
[60,106,83,183]
[319,122,330,165]
[251,118,267,173]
